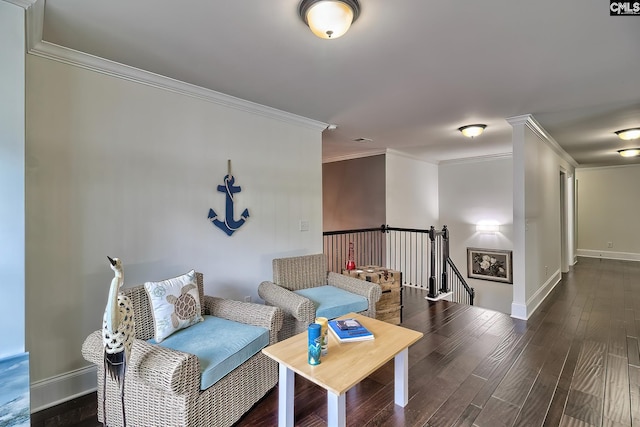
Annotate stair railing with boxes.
[323,224,475,305]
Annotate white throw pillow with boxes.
[144,270,204,342]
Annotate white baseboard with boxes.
[510,302,528,320]
[425,291,453,302]
[511,269,561,320]
[30,365,97,413]
[577,249,640,262]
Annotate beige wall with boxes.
[576,165,640,260]
[439,156,514,314]
[26,53,324,409]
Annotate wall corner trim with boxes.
[506,114,578,168]
[510,302,528,320]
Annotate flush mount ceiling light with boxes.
[615,128,640,140]
[618,148,640,157]
[352,137,373,143]
[298,0,361,39]
[458,124,487,138]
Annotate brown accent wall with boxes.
[322,155,386,231]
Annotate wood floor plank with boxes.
[603,354,631,425]
[626,336,640,368]
[452,403,482,427]
[560,414,596,426]
[571,340,606,396]
[513,330,573,426]
[609,319,627,358]
[472,396,520,427]
[425,374,486,427]
[544,337,584,427]
[564,388,603,426]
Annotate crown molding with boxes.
[507,114,578,168]
[22,0,327,132]
[385,148,439,165]
[322,149,387,163]
[2,0,37,8]
[576,162,640,172]
[28,41,327,131]
[438,152,513,166]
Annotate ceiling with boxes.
[39,0,640,167]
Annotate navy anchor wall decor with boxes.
[208,160,250,236]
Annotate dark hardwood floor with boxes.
[31,257,640,426]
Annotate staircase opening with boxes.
[323,225,474,305]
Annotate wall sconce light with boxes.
[458,124,487,138]
[298,0,361,39]
[615,128,640,141]
[618,148,640,157]
[476,223,500,233]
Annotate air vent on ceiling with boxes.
[352,137,373,143]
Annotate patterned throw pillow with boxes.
[144,270,204,343]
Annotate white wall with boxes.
[0,1,26,359]
[26,54,324,409]
[385,151,439,228]
[439,156,514,314]
[510,115,576,320]
[576,165,640,260]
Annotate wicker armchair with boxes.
[81,272,283,427]
[258,254,381,340]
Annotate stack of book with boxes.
[328,318,374,342]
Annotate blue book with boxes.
[328,318,374,342]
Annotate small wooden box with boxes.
[377,307,402,325]
[342,266,403,324]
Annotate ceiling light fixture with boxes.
[298,0,360,39]
[458,124,487,138]
[352,137,373,143]
[618,148,640,157]
[615,128,640,140]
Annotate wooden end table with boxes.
[261,313,423,427]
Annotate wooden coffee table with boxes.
[262,313,423,427]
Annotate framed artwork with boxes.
[0,353,30,426]
[467,248,513,284]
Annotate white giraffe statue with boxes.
[102,256,135,426]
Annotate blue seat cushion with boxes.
[294,285,368,319]
[149,315,269,390]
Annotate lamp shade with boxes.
[299,0,360,39]
[458,124,487,138]
[615,128,640,141]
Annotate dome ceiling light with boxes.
[615,128,640,141]
[458,124,487,138]
[618,148,640,157]
[298,0,361,39]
